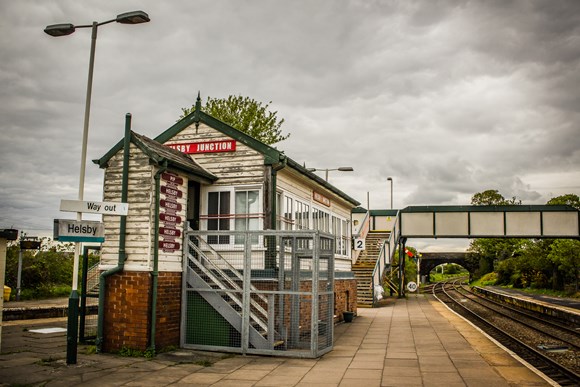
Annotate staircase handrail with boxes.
[370,211,400,304]
[188,232,268,303]
[186,240,269,333]
[352,210,371,264]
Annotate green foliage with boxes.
[443,263,462,275]
[118,347,156,359]
[467,190,579,293]
[180,95,290,145]
[470,189,521,206]
[547,194,580,209]
[471,272,498,287]
[4,237,100,300]
[467,189,524,279]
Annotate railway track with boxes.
[432,279,580,386]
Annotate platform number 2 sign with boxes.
[354,238,365,251]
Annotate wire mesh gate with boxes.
[181,229,335,358]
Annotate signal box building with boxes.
[94,100,360,355]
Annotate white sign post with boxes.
[60,199,129,216]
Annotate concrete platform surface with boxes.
[0,295,553,386]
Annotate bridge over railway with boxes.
[363,205,580,301]
[417,252,470,279]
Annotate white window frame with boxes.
[201,185,263,246]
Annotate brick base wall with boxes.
[335,279,357,322]
[102,272,355,352]
[102,271,181,353]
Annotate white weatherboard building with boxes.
[93,99,360,353]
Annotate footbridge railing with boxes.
[370,211,401,304]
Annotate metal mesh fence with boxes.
[182,229,334,358]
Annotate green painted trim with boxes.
[369,209,398,216]
[58,236,105,243]
[153,111,282,165]
[401,205,578,213]
[352,207,367,213]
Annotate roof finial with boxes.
[194,91,202,133]
[195,91,202,113]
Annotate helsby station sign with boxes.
[55,200,129,243]
[54,219,105,243]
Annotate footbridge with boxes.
[368,205,580,301]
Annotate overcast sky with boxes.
[1,1,579,251]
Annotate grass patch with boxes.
[195,359,214,367]
[118,347,156,359]
[471,272,497,287]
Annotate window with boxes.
[207,191,230,244]
[282,196,294,230]
[235,190,259,243]
[276,192,282,230]
[332,216,350,255]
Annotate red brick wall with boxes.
[155,272,182,349]
[334,279,357,322]
[103,271,182,352]
[254,278,357,325]
[103,271,150,352]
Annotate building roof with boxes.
[95,131,217,183]
[94,95,359,206]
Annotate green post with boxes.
[66,290,80,364]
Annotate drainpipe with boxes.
[150,159,168,351]
[96,113,132,352]
[265,159,286,270]
[269,157,287,230]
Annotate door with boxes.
[187,181,201,230]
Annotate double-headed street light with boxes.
[45,10,150,365]
[307,166,354,181]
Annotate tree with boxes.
[471,189,521,206]
[467,189,524,279]
[180,95,290,145]
[548,239,580,291]
[547,194,580,209]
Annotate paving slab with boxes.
[0,295,554,386]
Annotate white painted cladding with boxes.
[277,169,351,220]
[100,142,187,272]
[165,123,265,187]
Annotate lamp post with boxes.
[387,177,393,209]
[44,10,149,365]
[307,167,354,181]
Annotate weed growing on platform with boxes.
[118,347,156,359]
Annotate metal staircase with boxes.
[185,234,283,350]
[352,231,390,307]
[85,263,100,296]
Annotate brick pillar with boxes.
[102,271,182,352]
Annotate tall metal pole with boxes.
[67,21,98,366]
[388,177,393,209]
[16,249,22,301]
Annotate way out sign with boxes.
[54,219,104,243]
[60,199,128,216]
